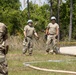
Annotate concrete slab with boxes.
[59,46,76,56]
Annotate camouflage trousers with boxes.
[23,37,33,55]
[46,35,58,54]
[0,55,8,75]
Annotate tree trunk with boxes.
[27,0,30,19]
[50,0,53,18]
[57,0,60,41]
[23,0,25,7]
[69,0,73,41]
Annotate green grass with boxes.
[7,49,76,75]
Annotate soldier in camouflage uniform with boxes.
[45,16,59,54]
[23,20,39,55]
[0,22,8,75]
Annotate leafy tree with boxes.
[0,0,76,41]
[0,0,21,35]
[47,0,76,40]
[60,0,76,40]
[22,2,50,31]
[72,0,76,39]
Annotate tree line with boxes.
[0,0,76,41]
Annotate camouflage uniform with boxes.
[46,23,59,53]
[23,25,36,55]
[0,23,8,75]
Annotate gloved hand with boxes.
[36,36,39,40]
[25,37,27,42]
[55,35,58,39]
[45,34,47,40]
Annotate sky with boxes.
[20,0,66,10]
[20,0,48,10]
